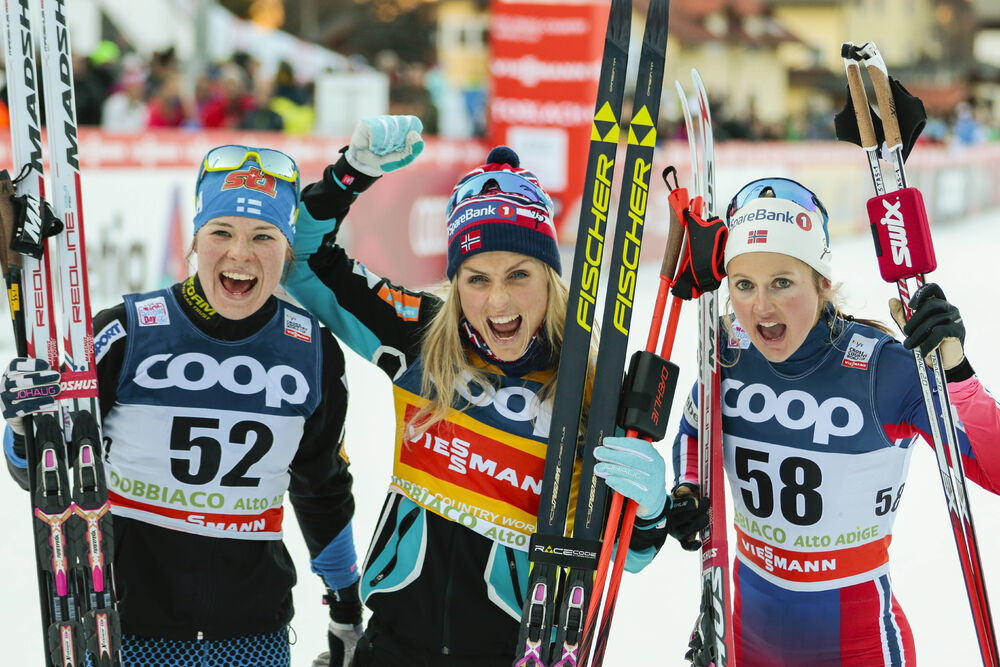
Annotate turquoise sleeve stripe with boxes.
[285,203,382,360]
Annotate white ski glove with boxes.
[0,358,60,436]
[345,115,424,177]
[312,582,364,667]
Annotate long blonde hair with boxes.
[409,263,573,436]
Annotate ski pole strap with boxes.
[834,72,926,161]
[670,208,727,300]
[6,189,64,259]
[617,351,679,442]
[666,186,689,234]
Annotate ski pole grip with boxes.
[663,187,688,280]
[866,187,936,282]
[865,62,903,150]
[844,62,878,150]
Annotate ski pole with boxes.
[842,41,998,667]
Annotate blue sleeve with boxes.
[875,340,998,491]
[310,519,360,591]
[4,425,29,490]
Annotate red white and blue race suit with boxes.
[673,309,1000,666]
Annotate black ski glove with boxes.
[671,209,728,300]
[317,581,364,667]
[889,283,967,373]
[668,483,711,552]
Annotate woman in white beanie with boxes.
[663,177,1000,666]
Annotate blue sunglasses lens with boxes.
[447,171,551,217]
[727,178,828,224]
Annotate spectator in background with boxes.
[199,63,256,129]
[273,60,309,106]
[75,41,121,125]
[146,47,180,101]
[147,72,194,128]
[102,62,148,132]
[241,80,285,132]
[269,61,314,135]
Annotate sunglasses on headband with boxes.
[446,170,552,218]
[198,145,300,194]
[726,177,828,226]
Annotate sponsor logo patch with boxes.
[135,297,170,327]
[284,310,312,342]
[842,333,878,370]
[94,320,127,363]
[729,322,752,349]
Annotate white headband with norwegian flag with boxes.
[725,198,833,279]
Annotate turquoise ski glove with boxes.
[594,436,668,520]
[346,115,424,177]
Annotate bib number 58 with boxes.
[735,446,823,526]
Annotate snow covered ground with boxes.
[2,207,999,665]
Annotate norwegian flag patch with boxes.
[461,231,482,254]
[748,229,768,244]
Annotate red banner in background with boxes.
[488,0,608,236]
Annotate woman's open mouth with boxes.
[757,321,786,342]
[220,270,258,296]
[488,314,522,341]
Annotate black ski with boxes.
[514,0,671,664]
[514,0,632,664]
[558,0,670,664]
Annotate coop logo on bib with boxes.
[133,352,309,407]
[842,333,878,370]
[721,379,863,445]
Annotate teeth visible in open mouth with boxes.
[489,314,519,325]
[222,271,255,281]
[759,321,779,327]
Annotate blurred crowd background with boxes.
[0,0,997,145]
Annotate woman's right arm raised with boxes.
[284,115,436,375]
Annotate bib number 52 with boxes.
[170,416,273,487]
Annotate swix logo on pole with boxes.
[879,197,910,268]
[866,187,936,282]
